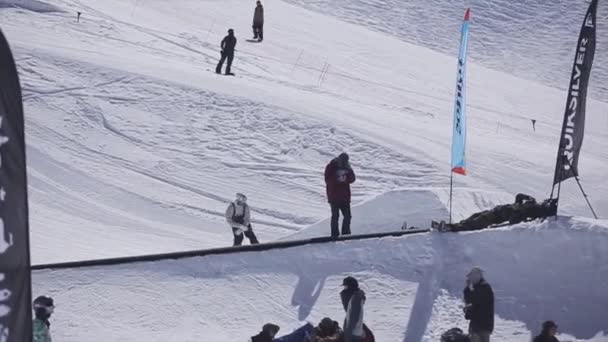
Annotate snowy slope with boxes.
[33,218,608,342]
[1,0,607,264]
[283,0,608,102]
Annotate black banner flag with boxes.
[553,0,598,185]
[0,29,33,341]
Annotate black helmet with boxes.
[262,323,280,336]
[33,295,54,317]
[228,28,234,35]
[342,276,358,289]
[542,320,558,331]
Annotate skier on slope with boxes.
[216,29,237,75]
[433,194,557,232]
[225,193,259,246]
[463,267,494,342]
[252,1,264,41]
[33,295,54,342]
[533,321,560,342]
[251,323,280,342]
[325,153,356,237]
[340,276,374,342]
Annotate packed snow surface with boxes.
[1,0,606,263]
[33,218,608,341]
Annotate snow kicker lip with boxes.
[30,228,429,271]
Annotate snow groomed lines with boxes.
[31,228,429,270]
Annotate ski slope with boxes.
[1,0,606,263]
[33,218,608,341]
[2,0,607,340]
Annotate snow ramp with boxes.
[33,217,608,341]
[287,188,513,240]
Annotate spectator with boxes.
[32,295,54,342]
[225,193,259,246]
[252,1,264,41]
[251,323,280,342]
[325,153,356,237]
[216,29,237,75]
[463,267,494,342]
[533,321,559,342]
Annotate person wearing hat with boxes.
[325,152,356,237]
[533,321,559,342]
[310,317,343,342]
[33,295,54,342]
[225,193,259,246]
[252,1,264,41]
[340,276,371,342]
[251,323,280,342]
[216,28,237,75]
[463,267,494,342]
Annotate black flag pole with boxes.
[550,0,598,216]
[564,157,599,219]
[0,29,33,341]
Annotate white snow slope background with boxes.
[0,0,607,340]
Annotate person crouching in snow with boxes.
[251,323,280,342]
[226,193,259,246]
[310,317,343,342]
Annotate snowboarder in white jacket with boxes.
[225,193,259,246]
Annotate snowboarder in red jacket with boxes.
[325,153,356,237]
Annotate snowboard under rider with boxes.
[225,193,259,246]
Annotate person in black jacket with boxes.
[533,321,559,342]
[251,323,280,342]
[216,29,237,75]
[252,1,264,41]
[463,267,494,342]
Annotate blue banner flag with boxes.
[451,8,470,176]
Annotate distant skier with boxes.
[325,153,356,237]
[225,193,259,246]
[341,276,373,342]
[251,323,280,342]
[463,267,494,342]
[533,321,559,342]
[33,295,54,342]
[252,1,264,41]
[433,194,557,232]
[216,28,237,75]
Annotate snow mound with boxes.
[287,188,514,240]
[33,218,608,341]
[0,0,62,12]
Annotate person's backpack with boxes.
[440,328,470,342]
